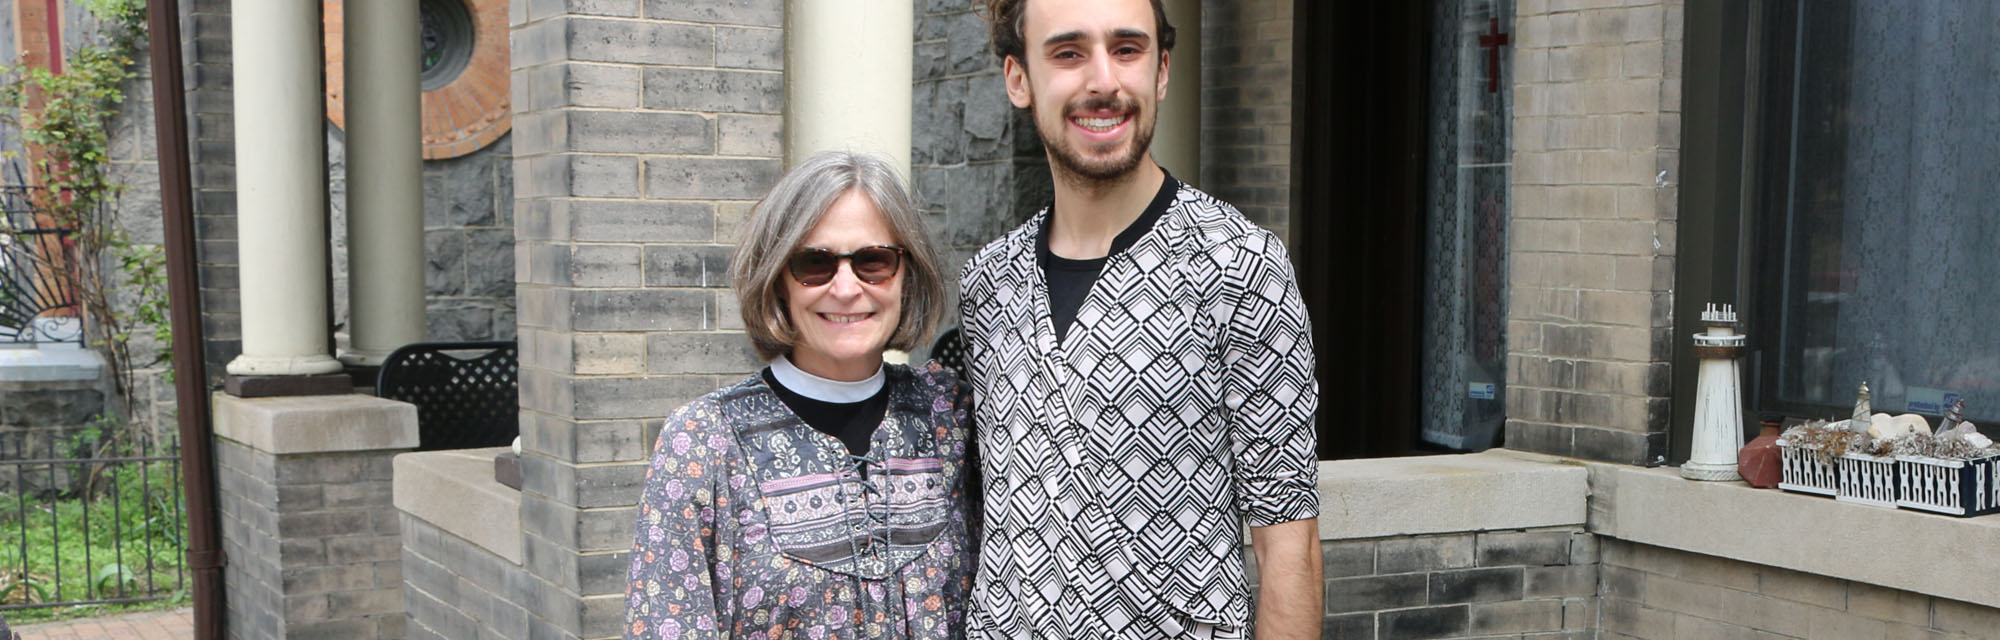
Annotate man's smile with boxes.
[1072,114,1129,133]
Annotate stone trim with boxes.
[1316,450,1589,541]
[211,392,418,455]
[393,447,523,564]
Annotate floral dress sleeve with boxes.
[625,398,734,640]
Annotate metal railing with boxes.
[0,430,186,611]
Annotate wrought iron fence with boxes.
[0,430,187,611]
[0,182,82,344]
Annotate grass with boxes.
[0,443,190,625]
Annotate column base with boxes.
[1680,461,1742,481]
[226,352,345,376]
[338,347,399,367]
[225,373,354,398]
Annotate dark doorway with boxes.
[1292,2,1432,459]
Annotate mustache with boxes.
[1063,95,1137,116]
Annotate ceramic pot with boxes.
[1738,414,1784,488]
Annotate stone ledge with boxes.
[0,343,104,382]
[394,447,522,565]
[1590,463,2000,609]
[212,392,418,454]
[1317,449,1589,540]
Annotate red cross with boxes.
[1480,18,1510,93]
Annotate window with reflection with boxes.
[1748,0,2000,426]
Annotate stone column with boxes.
[226,0,341,376]
[340,0,427,365]
[784,0,912,175]
[487,2,781,638]
[1154,0,1202,181]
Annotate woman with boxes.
[624,151,973,640]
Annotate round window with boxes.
[324,0,512,160]
[419,0,475,91]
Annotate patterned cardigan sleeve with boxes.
[1218,230,1322,528]
[624,399,732,640]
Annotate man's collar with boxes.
[1036,169,1179,267]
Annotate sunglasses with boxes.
[787,245,907,286]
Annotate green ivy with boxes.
[0,2,166,426]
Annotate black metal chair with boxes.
[930,327,967,375]
[375,341,519,451]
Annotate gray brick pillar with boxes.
[211,393,418,639]
[508,1,780,638]
[1505,1,1683,465]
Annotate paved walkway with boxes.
[10,608,193,640]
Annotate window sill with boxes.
[1588,461,2000,609]
[1313,449,1590,540]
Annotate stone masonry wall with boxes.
[509,0,782,637]
[400,513,532,640]
[1505,0,1683,465]
[214,438,408,640]
[1266,527,1597,639]
[1200,0,1292,242]
[1599,539,2000,639]
[912,0,1047,338]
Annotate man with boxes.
[957,0,1323,638]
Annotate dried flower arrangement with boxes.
[1776,419,1891,461]
[1886,428,1999,460]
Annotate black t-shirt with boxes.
[762,368,887,458]
[1037,171,1178,342]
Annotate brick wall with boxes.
[1200,0,1292,241]
[508,1,781,637]
[1505,0,1682,465]
[1599,539,1999,639]
[400,514,532,640]
[186,0,241,385]
[1259,527,1596,639]
[214,439,408,639]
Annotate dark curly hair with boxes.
[983,0,1177,65]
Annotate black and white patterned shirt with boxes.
[958,179,1320,639]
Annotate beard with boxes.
[1035,94,1156,187]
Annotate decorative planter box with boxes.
[1835,453,1900,508]
[1777,443,1837,496]
[1896,454,2000,517]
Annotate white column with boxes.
[226,0,342,376]
[339,0,427,365]
[1152,0,1201,182]
[783,0,913,177]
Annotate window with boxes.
[1679,0,2000,457]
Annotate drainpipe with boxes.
[145,0,226,637]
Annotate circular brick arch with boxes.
[323,0,511,160]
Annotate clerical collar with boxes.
[769,355,884,403]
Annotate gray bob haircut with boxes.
[729,151,946,362]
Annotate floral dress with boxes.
[625,362,976,640]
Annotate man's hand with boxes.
[1250,518,1322,639]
